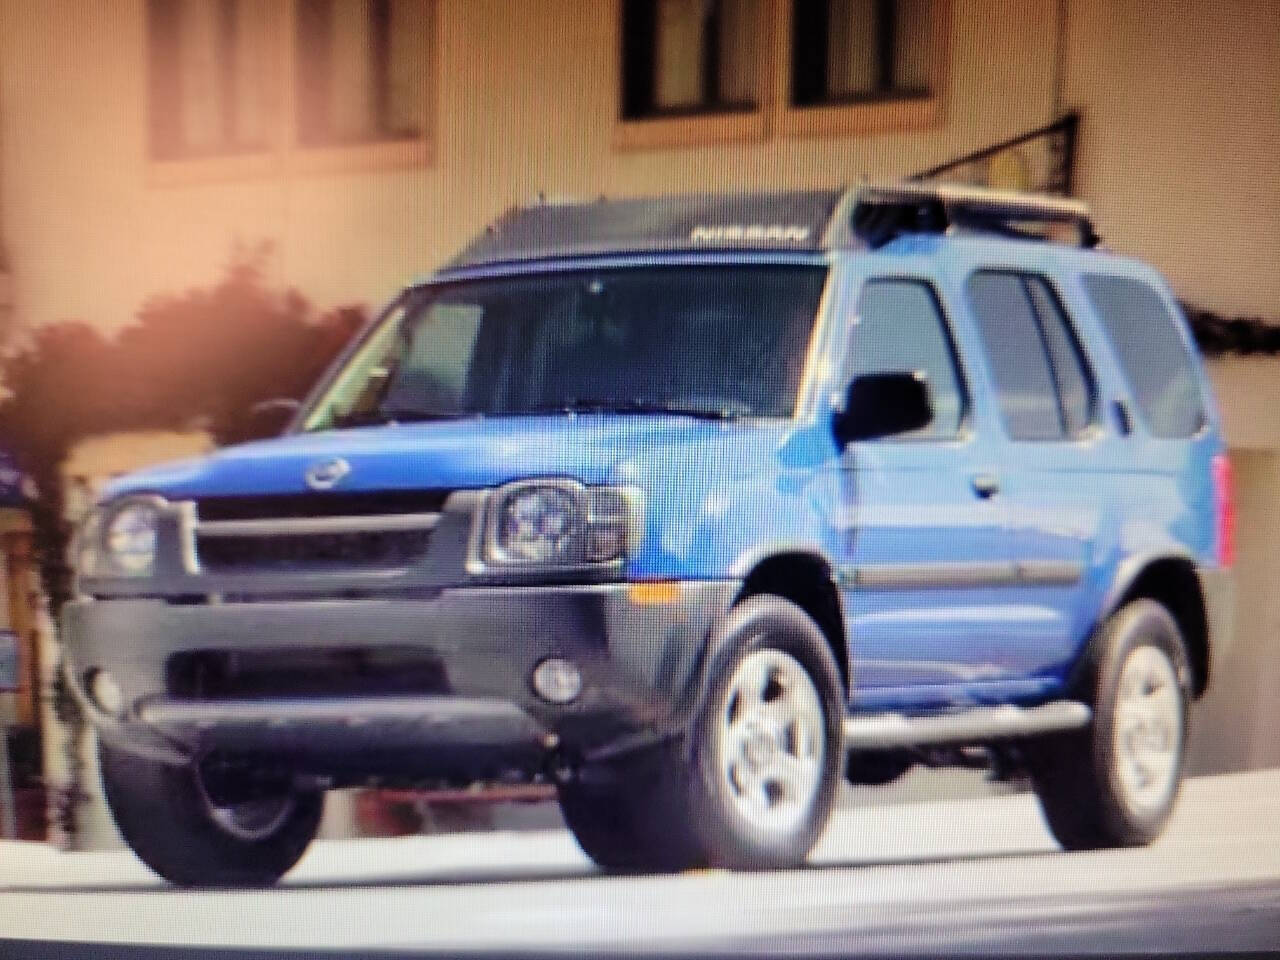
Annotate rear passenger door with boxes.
[962,269,1106,681]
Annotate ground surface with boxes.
[0,769,1277,954]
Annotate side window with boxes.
[967,271,1094,441]
[1023,276,1094,435]
[848,279,966,439]
[1082,274,1207,439]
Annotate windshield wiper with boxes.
[519,399,748,421]
[331,406,480,429]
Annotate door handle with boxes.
[970,472,1001,498]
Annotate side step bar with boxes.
[842,701,1091,750]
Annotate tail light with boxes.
[1212,453,1235,568]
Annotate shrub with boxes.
[0,246,367,609]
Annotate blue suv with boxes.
[63,184,1234,885]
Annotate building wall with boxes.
[2,2,1274,333]
[0,0,1058,334]
[1064,0,1280,315]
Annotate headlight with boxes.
[105,502,160,574]
[485,481,641,566]
[74,497,166,578]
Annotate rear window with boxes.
[1082,274,1207,438]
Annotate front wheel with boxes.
[1032,599,1190,850]
[99,745,323,887]
[560,595,845,872]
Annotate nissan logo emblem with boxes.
[305,457,351,491]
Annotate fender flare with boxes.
[1089,547,1211,696]
[1097,547,1197,623]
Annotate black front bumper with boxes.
[61,581,738,774]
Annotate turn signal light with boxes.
[627,581,681,606]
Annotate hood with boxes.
[103,415,809,501]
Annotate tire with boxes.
[560,595,845,872]
[99,745,323,887]
[556,752,666,872]
[1031,599,1190,851]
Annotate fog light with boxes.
[532,658,582,704]
[88,669,124,715]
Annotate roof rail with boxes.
[851,182,1100,249]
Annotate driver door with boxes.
[836,274,1046,710]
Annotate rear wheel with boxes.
[1032,599,1189,850]
[99,745,323,887]
[560,596,844,872]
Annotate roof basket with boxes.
[851,182,1100,250]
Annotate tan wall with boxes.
[1064,0,1280,316]
[0,0,1058,335]
[1206,357,1280,451]
[1190,448,1280,775]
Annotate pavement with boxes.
[0,768,1276,954]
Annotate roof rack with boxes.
[851,182,1100,250]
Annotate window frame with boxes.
[841,274,973,444]
[614,0,951,150]
[613,0,771,150]
[966,268,1100,445]
[145,0,438,186]
[1020,272,1099,438]
[774,0,951,140]
[619,0,762,121]
[146,0,280,163]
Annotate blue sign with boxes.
[0,451,25,506]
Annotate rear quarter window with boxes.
[1081,274,1207,438]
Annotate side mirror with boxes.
[834,372,933,445]
[246,397,302,438]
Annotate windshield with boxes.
[302,265,828,431]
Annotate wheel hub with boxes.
[194,765,297,843]
[716,648,826,835]
[742,723,780,770]
[1112,644,1183,815]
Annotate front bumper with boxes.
[61,581,738,772]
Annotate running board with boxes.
[842,701,1091,750]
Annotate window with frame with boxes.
[296,0,430,147]
[621,0,763,119]
[1082,274,1207,439]
[147,0,276,161]
[847,279,966,440]
[790,0,936,108]
[967,271,1095,442]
